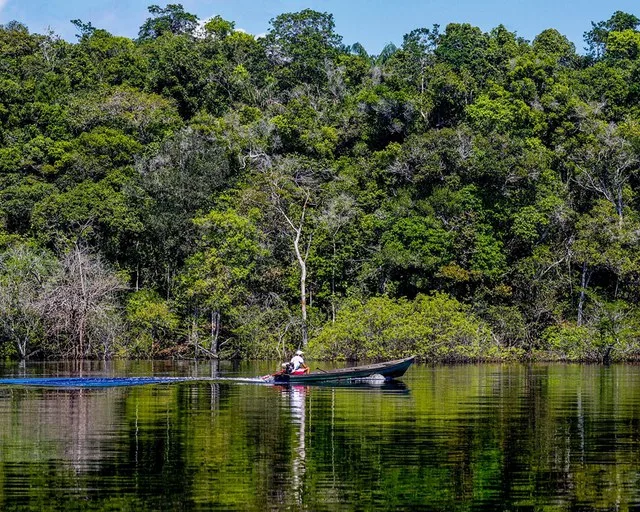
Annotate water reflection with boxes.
[283,386,306,506]
[3,363,640,509]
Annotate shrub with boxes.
[309,292,492,361]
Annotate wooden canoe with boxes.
[272,356,415,384]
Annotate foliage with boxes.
[309,293,492,361]
[138,4,199,41]
[125,289,180,356]
[2,7,640,360]
[263,9,343,88]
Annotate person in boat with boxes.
[289,350,310,374]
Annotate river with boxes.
[0,361,638,510]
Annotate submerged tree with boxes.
[39,245,126,359]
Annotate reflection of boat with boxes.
[275,380,410,394]
[272,356,415,384]
[307,380,408,392]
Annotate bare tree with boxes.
[39,245,125,359]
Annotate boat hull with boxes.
[273,356,415,384]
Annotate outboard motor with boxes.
[282,362,295,374]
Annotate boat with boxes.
[271,356,415,384]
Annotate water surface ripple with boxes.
[0,362,639,510]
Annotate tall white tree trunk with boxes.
[292,198,310,347]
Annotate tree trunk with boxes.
[77,248,87,359]
[299,254,308,347]
[192,316,199,359]
[331,241,336,323]
[273,187,312,348]
[617,189,624,227]
[78,316,85,359]
[17,337,26,360]
[577,261,591,326]
[211,310,220,357]
[292,202,309,348]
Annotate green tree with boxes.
[138,4,199,42]
[310,293,492,360]
[177,208,264,357]
[125,289,180,356]
[585,11,640,59]
[263,9,343,88]
[135,128,232,293]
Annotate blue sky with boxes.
[1,0,639,54]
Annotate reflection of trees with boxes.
[3,366,640,508]
[0,385,128,508]
[0,387,123,467]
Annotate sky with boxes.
[1,0,639,54]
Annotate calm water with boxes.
[0,362,639,510]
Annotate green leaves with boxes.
[264,9,343,88]
[585,11,640,59]
[138,4,199,42]
[310,293,491,360]
[381,216,452,274]
[4,8,640,361]
[125,290,180,356]
[466,86,545,136]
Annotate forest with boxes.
[1,5,640,361]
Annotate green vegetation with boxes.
[2,7,640,361]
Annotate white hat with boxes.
[295,350,303,355]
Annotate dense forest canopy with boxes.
[1,6,640,361]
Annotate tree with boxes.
[135,128,232,293]
[138,4,199,42]
[584,11,640,59]
[38,245,126,359]
[30,171,144,265]
[203,15,235,40]
[383,26,440,122]
[570,121,639,224]
[66,86,182,144]
[67,29,148,88]
[263,9,343,87]
[177,208,264,357]
[142,29,206,118]
[401,26,440,95]
[606,29,640,60]
[572,200,640,325]
[435,23,489,77]
[70,19,96,40]
[317,194,356,322]
[260,157,325,347]
[310,293,491,360]
[532,29,576,64]
[0,244,56,359]
[125,289,180,356]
